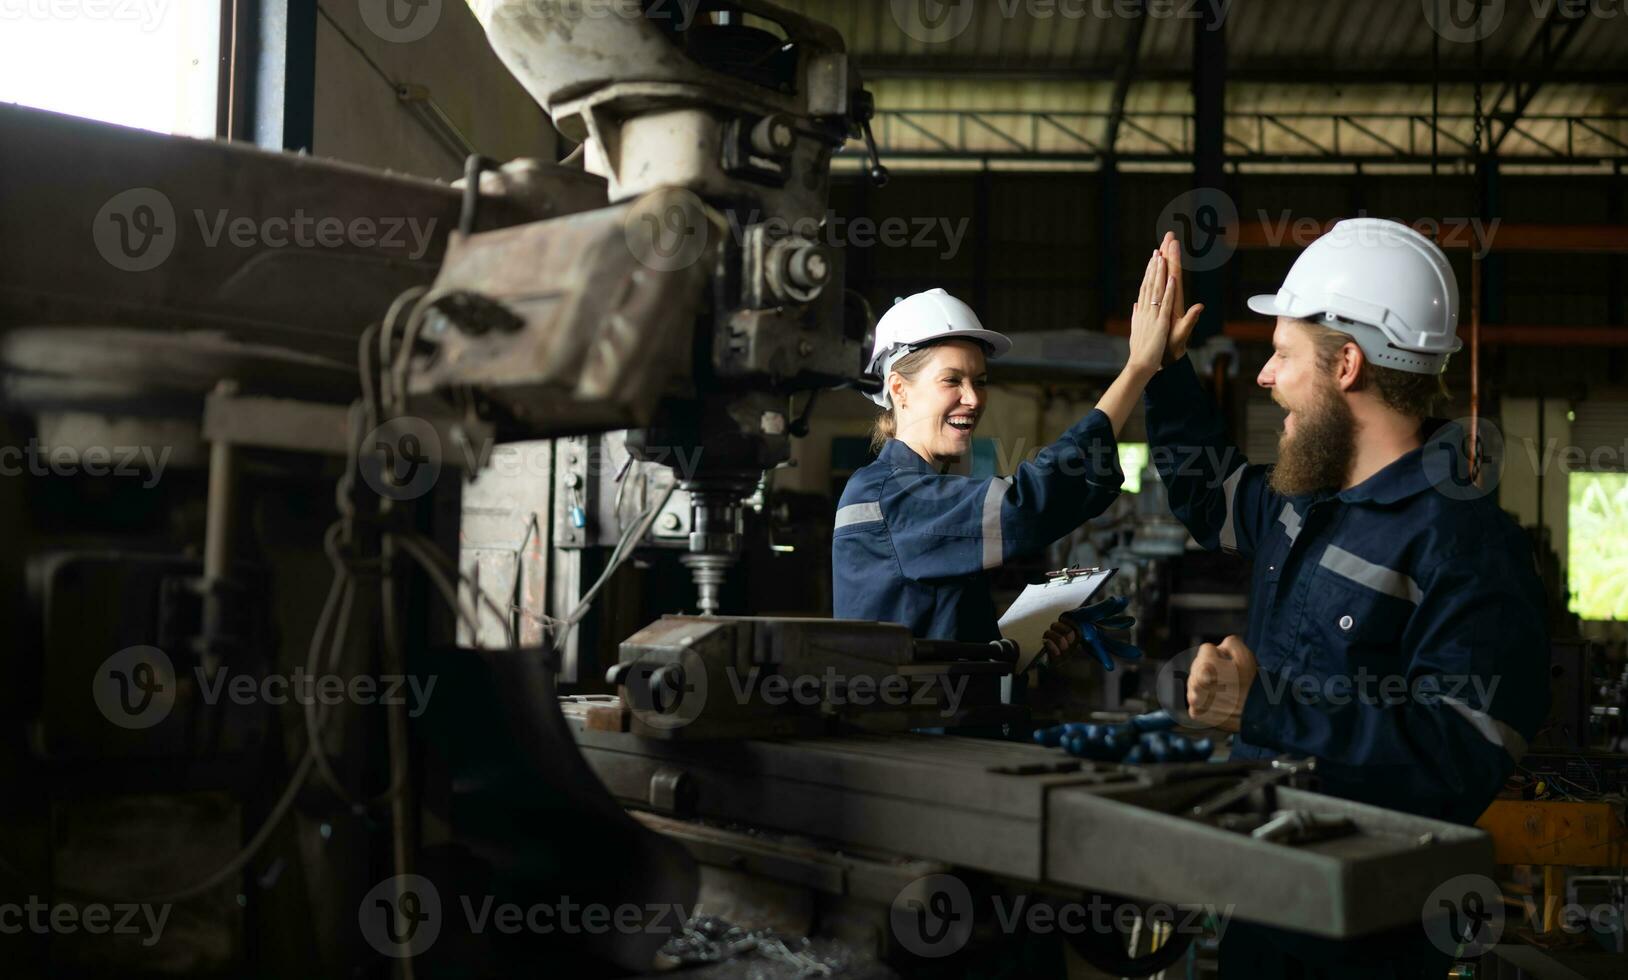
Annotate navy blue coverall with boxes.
[832,410,1124,640]
[1145,355,1549,976]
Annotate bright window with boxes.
[0,0,221,137]
[1568,471,1628,621]
[1118,442,1149,494]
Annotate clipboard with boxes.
[998,566,1117,673]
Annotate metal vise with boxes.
[604,616,1025,738]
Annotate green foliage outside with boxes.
[1569,471,1628,621]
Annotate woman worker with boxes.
[833,250,1194,646]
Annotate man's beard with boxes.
[1268,380,1356,495]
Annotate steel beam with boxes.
[857,59,1628,88]
[863,109,1628,165]
[1190,4,1227,348]
[1231,220,1628,253]
[238,0,318,151]
[1106,319,1628,346]
[1103,3,1148,155]
[1488,7,1588,152]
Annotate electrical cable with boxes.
[304,558,359,809]
[132,537,350,904]
[553,480,676,652]
[119,275,635,959]
[301,523,408,812]
[378,513,418,980]
[392,299,433,415]
[393,529,543,648]
[391,531,485,639]
[377,287,426,412]
[106,283,445,924]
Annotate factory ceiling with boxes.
[771,0,1628,166]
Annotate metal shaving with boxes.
[659,914,839,978]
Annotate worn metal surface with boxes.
[631,810,948,910]
[409,192,711,436]
[568,707,1493,938]
[458,439,555,650]
[478,0,856,215]
[201,393,352,457]
[1,327,356,409]
[574,726,1066,882]
[0,102,604,358]
[1048,778,1489,938]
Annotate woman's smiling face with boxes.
[890,339,989,466]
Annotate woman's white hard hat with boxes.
[866,288,1011,408]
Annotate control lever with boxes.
[1189,758,1317,820]
[852,90,890,188]
[860,118,890,188]
[1250,810,1357,845]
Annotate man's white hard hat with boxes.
[1247,218,1462,375]
[866,288,1011,408]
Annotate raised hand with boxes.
[1127,249,1175,376]
[1159,231,1206,366]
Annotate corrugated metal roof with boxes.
[770,0,1628,162]
[777,0,1628,73]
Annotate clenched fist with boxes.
[1041,618,1078,661]
[1186,635,1258,733]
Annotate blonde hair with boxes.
[869,347,938,454]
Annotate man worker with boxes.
[1145,219,1549,976]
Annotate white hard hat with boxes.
[866,288,1011,408]
[1247,218,1462,375]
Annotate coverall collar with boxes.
[879,438,939,474]
[1333,417,1450,507]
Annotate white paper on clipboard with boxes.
[998,567,1117,673]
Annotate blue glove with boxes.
[1059,595,1142,672]
[1034,711,1213,764]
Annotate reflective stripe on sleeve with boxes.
[834,501,884,530]
[981,477,1012,570]
[1218,466,1244,553]
[1440,695,1529,763]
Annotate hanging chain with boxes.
[1473,47,1485,182]
[1468,31,1485,486]
[1431,5,1440,192]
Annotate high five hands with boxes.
[1152,229,1204,366]
[1125,248,1176,376]
[1088,231,1208,440]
